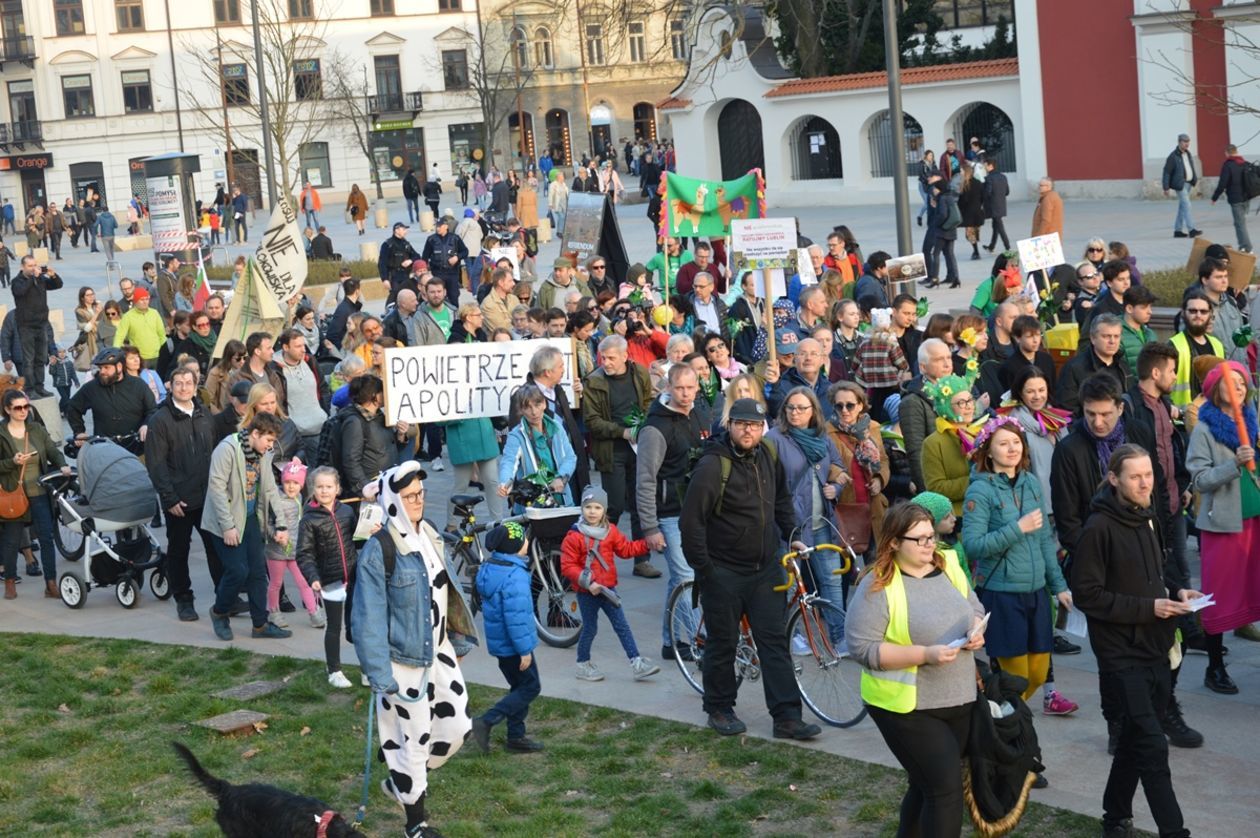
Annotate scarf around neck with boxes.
[1200,401,1260,451]
[787,425,829,464]
[188,328,218,355]
[1094,417,1127,474]
[833,414,881,474]
[934,415,987,454]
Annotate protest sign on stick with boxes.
[383,337,575,425]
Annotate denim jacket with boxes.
[352,519,479,694]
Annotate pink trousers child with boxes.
[266,559,318,613]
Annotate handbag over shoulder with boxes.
[0,435,30,520]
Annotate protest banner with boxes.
[660,170,765,238]
[558,192,629,283]
[886,253,927,286]
[383,337,575,425]
[1016,232,1064,274]
[730,217,799,273]
[253,196,309,310]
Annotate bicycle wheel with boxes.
[787,601,867,728]
[531,542,582,647]
[667,581,705,695]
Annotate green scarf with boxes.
[187,328,217,355]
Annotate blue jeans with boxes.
[1231,200,1253,251]
[808,525,846,644]
[552,210,566,237]
[210,516,268,627]
[917,182,931,220]
[576,590,639,662]
[304,209,319,229]
[1174,184,1195,233]
[406,197,419,222]
[483,655,541,739]
[657,517,695,647]
[466,257,482,295]
[0,494,55,581]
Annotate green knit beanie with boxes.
[910,491,953,525]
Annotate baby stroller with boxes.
[43,438,166,609]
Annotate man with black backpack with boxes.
[679,398,821,742]
[1211,143,1258,253]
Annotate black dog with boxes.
[172,742,366,837]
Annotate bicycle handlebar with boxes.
[774,544,853,592]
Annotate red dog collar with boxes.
[315,810,337,838]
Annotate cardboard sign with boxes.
[749,268,787,300]
[1185,236,1257,291]
[730,217,798,273]
[1016,232,1065,273]
[886,253,927,285]
[383,337,575,424]
[253,196,309,309]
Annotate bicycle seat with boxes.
[450,493,484,511]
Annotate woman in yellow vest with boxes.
[847,502,985,837]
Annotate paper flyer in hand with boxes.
[1187,594,1216,613]
[354,503,383,541]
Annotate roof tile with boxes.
[764,57,1019,99]
[657,96,692,110]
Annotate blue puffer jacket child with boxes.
[961,469,1066,595]
[476,551,538,658]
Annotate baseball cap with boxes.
[553,256,573,270]
[229,380,253,402]
[393,222,409,231]
[728,398,767,424]
[775,328,799,355]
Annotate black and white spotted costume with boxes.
[353,462,478,807]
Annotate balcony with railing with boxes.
[0,120,44,149]
[0,35,35,69]
[366,91,423,117]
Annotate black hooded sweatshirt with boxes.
[1069,485,1183,673]
[679,432,795,575]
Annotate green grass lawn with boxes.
[0,634,1119,837]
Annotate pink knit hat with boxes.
[1201,360,1249,400]
[280,458,308,486]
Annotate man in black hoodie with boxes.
[680,398,820,742]
[1070,444,1200,838]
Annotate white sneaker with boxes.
[360,672,371,687]
[430,459,445,472]
[575,661,604,681]
[328,670,352,689]
[630,656,660,680]
[268,609,289,629]
[310,607,326,628]
[791,634,811,656]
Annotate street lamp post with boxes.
[250,0,278,208]
[883,0,912,256]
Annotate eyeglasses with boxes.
[1185,307,1211,315]
[1087,247,1104,253]
[834,401,860,412]
[194,322,211,329]
[784,404,812,413]
[591,264,606,270]
[400,489,425,504]
[1078,273,1098,281]
[105,311,120,318]
[900,534,936,548]
[586,304,598,312]
[9,404,29,412]
[952,396,976,408]
[232,354,244,361]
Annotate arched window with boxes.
[955,102,1017,172]
[789,116,841,181]
[717,99,764,180]
[867,110,923,178]
[534,26,553,69]
[511,25,529,70]
[633,102,656,142]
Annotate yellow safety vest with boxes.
[1169,332,1224,407]
[861,555,972,714]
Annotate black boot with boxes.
[1205,664,1238,694]
[1160,697,1204,748]
[970,243,981,260]
[279,587,296,612]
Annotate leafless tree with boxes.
[181,0,326,201]
[323,52,385,200]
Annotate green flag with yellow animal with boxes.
[658,169,765,238]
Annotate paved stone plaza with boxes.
[2,192,1257,835]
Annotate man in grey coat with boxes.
[1162,134,1201,239]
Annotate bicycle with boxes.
[507,481,583,648]
[441,493,496,614]
[667,542,868,728]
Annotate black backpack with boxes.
[1242,161,1260,201]
[312,406,351,469]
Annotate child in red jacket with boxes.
[560,486,661,683]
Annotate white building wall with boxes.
[1216,2,1260,159]
[1131,8,1198,184]
[0,0,484,213]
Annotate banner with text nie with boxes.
[383,337,575,425]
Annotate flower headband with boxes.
[971,414,1023,453]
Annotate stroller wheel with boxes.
[149,568,171,600]
[116,578,138,609]
[54,514,85,560]
[59,573,85,609]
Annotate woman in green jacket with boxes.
[921,375,982,517]
[961,416,1071,702]
[0,388,70,599]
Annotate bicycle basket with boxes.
[522,506,581,543]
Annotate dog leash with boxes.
[355,695,376,826]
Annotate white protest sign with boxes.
[750,268,787,300]
[1016,233,1064,274]
[795,248,816,285]
[730,217,799,272]
[488,246,519,281]
[383,337,575,424]
[253,196,309,309]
